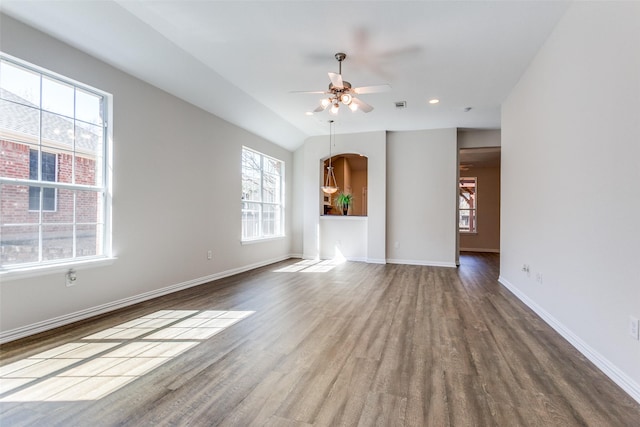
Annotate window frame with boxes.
[459,176,477,234]
[0,52,113,274]
[241,146,285,242]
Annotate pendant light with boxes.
[321,120,338,194]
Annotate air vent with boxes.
[395,101,407,109]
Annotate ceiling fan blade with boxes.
[353,84,391,94]
[290,90,329,94]
[328,72,344,89]
[351,97,374,113]
[313,104,327,112]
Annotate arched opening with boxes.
[321,153,368,216]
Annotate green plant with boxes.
[335,192,353,210]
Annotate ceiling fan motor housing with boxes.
[329,80,352,92]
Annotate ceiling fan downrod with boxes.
[335,52,346,75]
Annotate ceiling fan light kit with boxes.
[301,52,390,115]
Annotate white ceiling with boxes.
[1,1,569,151]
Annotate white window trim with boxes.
[241,235,286,245]
[0,256,117,281]
[459,177,477,234]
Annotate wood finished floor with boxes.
[1,253,639,426]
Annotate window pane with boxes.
[459,196,471,210]
[27,150,58,211]
[43,189,73,223]
[459,209,476,232]
[242,149,260,171]
[264,157,281,175]
[75,121,103,156]
[55,149,73,184]
[76,190,103,224]
[42,152,56,181]
[262,205,281,237]
[28,186,39,210]
[75,153,102,186]
[42,187,56,211]
[0,60,40,106]
[75,88,103,126]
[242,202,260,240]
[1,225,39,265]
[42,76,74,117]
[0,140,30,179]
[242,168,261,201]
[1,184,39,224]
[42,224,73,261]
[28,186,56,212]
[262,172,280,203]
[29,149,38,180]
[77,223,102,257]
[0,99,40,145]
[42,110,74,148]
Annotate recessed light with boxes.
[428,98,440,104]
[305,111,314,116]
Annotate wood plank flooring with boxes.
[1,253,639,426]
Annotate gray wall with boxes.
[386,129,458,266]
[500,2,640,401]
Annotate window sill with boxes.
[241,235,286,245]
[0,256,117,282]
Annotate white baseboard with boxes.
[386,258,457,268]
[366,258,387,264]
[343,256,368,263]
[460,248,500,253]
[498,275,640,405]
[0,255,292,344]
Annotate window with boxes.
[459,177,477,233]
[0,54,110,269]
[241,147,284,241]
[29,150,57,211]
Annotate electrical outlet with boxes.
[630,316,639,340]
[66,269,77,287]
[207,250,213,260]
[522,264,530,276]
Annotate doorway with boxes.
[458,147,501,260]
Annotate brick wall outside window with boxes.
[1,139,99,264]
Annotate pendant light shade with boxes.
[322,120,338,194]
[322,167,338,194]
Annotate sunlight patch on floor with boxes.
[0,309,254,402]
[273,257,345,273]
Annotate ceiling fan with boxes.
[295,52,391,114]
